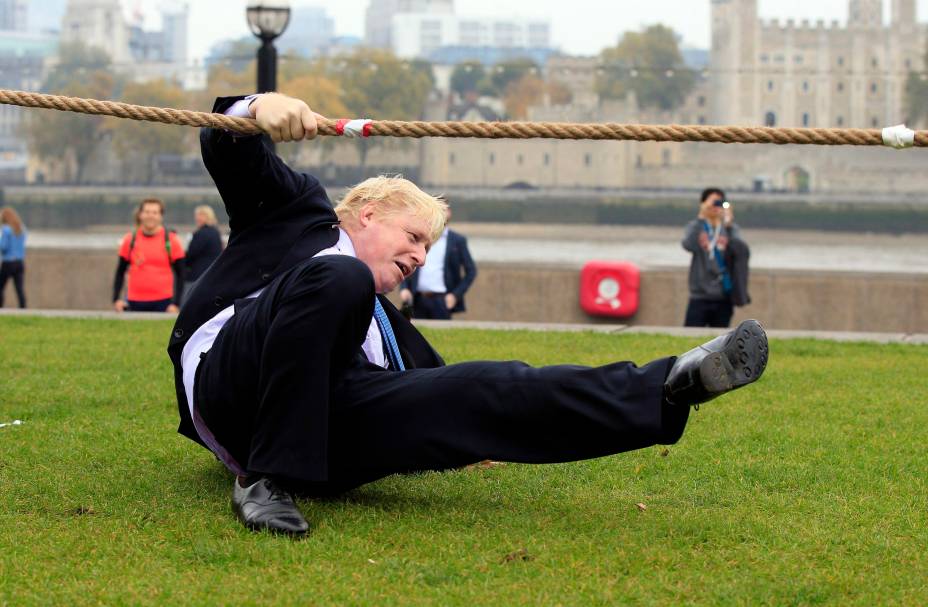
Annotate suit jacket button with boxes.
[261,273,271,281]
[214,296,224,306]
[173,329,184,338]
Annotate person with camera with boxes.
[681,188,748,328]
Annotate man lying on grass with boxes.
[167,92,770,536]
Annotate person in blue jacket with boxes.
[0,207,27,308]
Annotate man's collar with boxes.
[335,227,357,257]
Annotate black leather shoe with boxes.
[664,319,769,408]
[231,477,309,536]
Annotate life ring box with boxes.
[579,261,640,318]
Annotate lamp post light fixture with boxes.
[246,0,291,94]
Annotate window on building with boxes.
[836,116,844,126]
[489,152,495,165]
[768,80,774,91]
[449,152,455,165]
[697,96,705,107]
[803,81,809,92]
[775,54,785,63]
[837,82,844,92]
[584,153,592,167]
[698,115,706,125]
[872,117,879,127]
[905,59,912,69]
[543,153,550,166]
[872,57,878,68]
[871,82,878,93]
[802,113,810,127]
[765,112,776,127]
[636,155,643,168]
[760,54,769,63]
[661,149,671,166]
[517,154,523,165]
[837,56,844,66]
[795,55,803,64]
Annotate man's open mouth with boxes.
[395,261,410,277]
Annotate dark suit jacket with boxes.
[168,95,444,448]
[185,225,223,282]
[401,229,477,313]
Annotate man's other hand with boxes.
[113,300,127,312]
[698,231,710,251]
[250,93,318,143]
[166,304,180,314]
[444,293,457,310]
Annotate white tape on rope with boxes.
[881,124,916,149]
[335,118,373,138]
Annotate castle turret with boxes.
[848,0,883,28]
[710,0,758,125]
[891,0,916,26]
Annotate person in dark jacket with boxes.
[171,92,769,537]
[182,205,224,304]
[681,188,748,328]
[399,206,477,319]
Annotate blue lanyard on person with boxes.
[703,220,733,294]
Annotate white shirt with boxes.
[416,228,448,293]
[180,228,386,446]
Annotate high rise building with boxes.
[278,5,335,58]
[61,0,132,65]
[28,0,67,32]
[365,0,454,49]
[0,0,27,31]
[161,5,188,65]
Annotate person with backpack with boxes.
[113,198,186,313]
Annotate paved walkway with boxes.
[2,309,925,344]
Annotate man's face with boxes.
[701,192,724,220]
[139,203,163,232]
[352,203,431,294]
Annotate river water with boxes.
[23,223,928,274]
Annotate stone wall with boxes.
[5,249,927,333]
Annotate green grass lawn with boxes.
[1,316,926,605]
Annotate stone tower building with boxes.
[709,0,925,129]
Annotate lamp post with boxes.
[246,1,291,150]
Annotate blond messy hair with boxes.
[195,205,218,226]
[335,176,447,243]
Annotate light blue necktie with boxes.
[373,297,405,371]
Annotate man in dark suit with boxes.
[400,206,477,319]
[169,92,770,537]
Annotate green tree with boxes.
[450,61,486,97]
[486,58,538,96]
[502,75,574,119]
[326,48,433,173]
[596,24,695,111]
[22,42,117,183]
[108,79,190,184]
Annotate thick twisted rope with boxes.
[2,88,925,147]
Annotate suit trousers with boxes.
[413,292,451,319]
[197,254,689,492]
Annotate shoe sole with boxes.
[698,319,769,394]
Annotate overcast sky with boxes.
[128,0,928,62]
